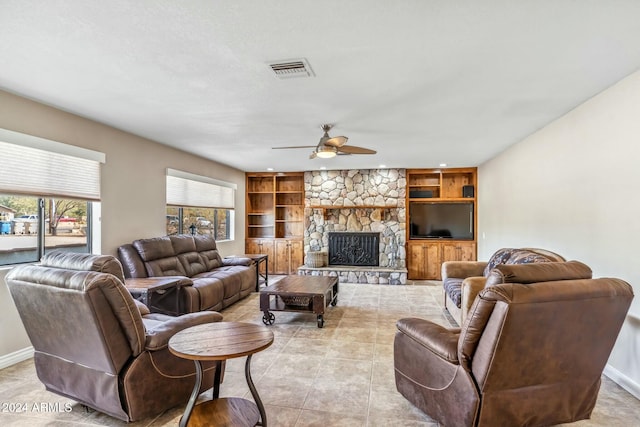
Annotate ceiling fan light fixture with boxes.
[315,146,337,158]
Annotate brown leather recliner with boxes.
[6,251,223,422]
[442,247,566,324]
[394,261,634,427]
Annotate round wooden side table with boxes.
[169,322,274,427]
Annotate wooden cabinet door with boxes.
[274,239,303,275]
[288,239,303,274]
[458,242,476,261]
[246,239,275,274]
[274,239,289,274]
[441,242,476,262]
[424,242,442,280]
[408,242,427,280]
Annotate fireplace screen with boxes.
[328,232,380,266]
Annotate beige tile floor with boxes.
[1,279,639,426]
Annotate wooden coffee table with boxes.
[260,275,338,328]
[168,322,274,427]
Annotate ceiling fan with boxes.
[272,124,377,159]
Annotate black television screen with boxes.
[409,202,474,240]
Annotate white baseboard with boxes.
[604,364,640,400]
[0,346,34,370]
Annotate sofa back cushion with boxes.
[484,261,592,287]
[194,234,223,270]
[132,236,187,277]
[169,235,208,276]
[482,248,563,277]
[133,237,175,262]
[145,257,188,277]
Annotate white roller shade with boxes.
[0,129,104,200]
[166,168,236,209]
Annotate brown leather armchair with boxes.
[6,251,223,422]
[442,247,566,324]
[394,261,634,427]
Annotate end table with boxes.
[169,322,274,427]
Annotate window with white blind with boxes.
[0,128,104,265]
[166,169,235,240]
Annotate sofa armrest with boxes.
[461,277,487,325]
[396,317,461,364]
[441,261,487,281]
[143,311,223,351]
[222,257,253,267]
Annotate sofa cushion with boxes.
[443,278,464,308]
[195,267,243,299]
[145,257,187,277]
[177,251,208,276]
[482,248,555,277]
[133,237,175,262]
[169,234,197,254]
[199,249,222,270]
[194,235,223,269]
[191,277,225,311]
[193,234,217,251]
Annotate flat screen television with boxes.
[409,202,474,240]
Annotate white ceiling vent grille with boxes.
[268,58,315,79]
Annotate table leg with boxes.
[179,360,203,427]
[264,257,268,285]
[255,260,260,292]
[212,360,223,399]
[245,354,267,427]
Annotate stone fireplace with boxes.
[298,168,408,284]
[328,232,380,266]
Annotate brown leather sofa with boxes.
[394,261,634,427]
[118,234,256,313]
[442,247,566,324]
[6,251,222,422]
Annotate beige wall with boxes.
[478,71,640,397]
[0,89,247,361]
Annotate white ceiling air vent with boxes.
[268,58,315,79]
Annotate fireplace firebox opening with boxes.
[328,232,380,267]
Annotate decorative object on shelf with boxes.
[271,124,376,159]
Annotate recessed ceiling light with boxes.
[320,166,327,170]
[267,167,274,171]
[439,163,447,167]
[379,164,387,168]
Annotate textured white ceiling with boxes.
[2,1,640,172]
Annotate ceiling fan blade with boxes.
[272,145,316,149]
[325,136,348,147]
[337,145,376,155]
